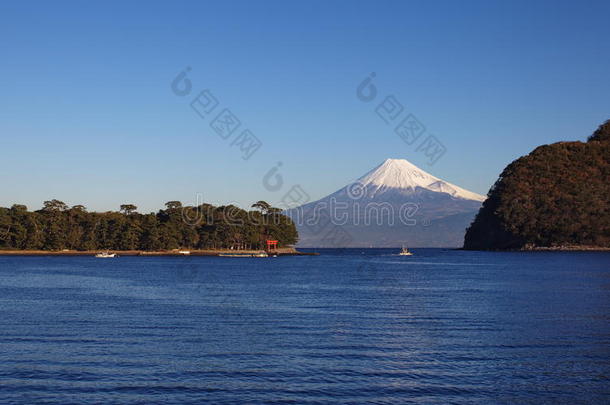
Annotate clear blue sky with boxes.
[2,0,609,213]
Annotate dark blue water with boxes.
[0,249,609,404]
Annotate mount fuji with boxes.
[287,158,486,247]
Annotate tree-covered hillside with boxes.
[464,120,610,250]
[0,200,297,251]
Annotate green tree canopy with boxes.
[165,201,182,210]
[464,120,610,249]
[251,200,271,214]
[42,200,68,212]
[0,200,298,251]
[120,204,138,215]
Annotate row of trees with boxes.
[0,200,298,251]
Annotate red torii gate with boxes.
[266,240,278,251]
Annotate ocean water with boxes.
[0,249,609,404]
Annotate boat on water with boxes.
[95,252,116,258]
[218,252,269,258]
[398,246,413,256]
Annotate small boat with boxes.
[178,250,191,255]
[95,252,116,258]
[398,246,413,256]
[218,252,269,258]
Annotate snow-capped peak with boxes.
[357,158,485,201]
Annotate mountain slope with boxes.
[357,159,485,201]
[287,158,485,247]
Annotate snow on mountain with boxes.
[287,158,487,247]
[356,158,485,202]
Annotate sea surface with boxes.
[0,249,609,404]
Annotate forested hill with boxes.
[464,120,610,250]
[0,200,298,251]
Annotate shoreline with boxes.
[522,245,610,252]
[0,248,318,257]
[460,245,610,252]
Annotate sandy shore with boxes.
[0,248,318,257]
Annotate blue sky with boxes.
[1,0,609,213]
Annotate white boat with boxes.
[218,252,268,258]
[178,250,191,255]
[95,252,116,258]
[398,246,413,256]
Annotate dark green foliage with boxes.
[588,119,610,143]
[464,120,610,249]
[0,200,298,251]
